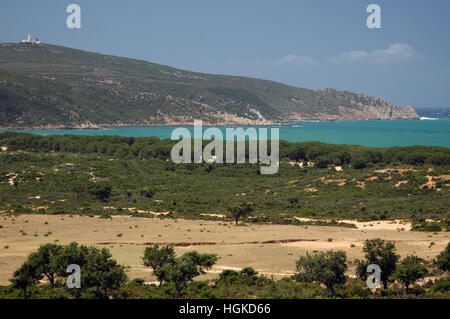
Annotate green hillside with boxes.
[0,42,418,128]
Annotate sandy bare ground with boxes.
[374,167,450,190]
[294,217,412,231]
[0,214,448,285]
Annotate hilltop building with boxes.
[21,34,41,45]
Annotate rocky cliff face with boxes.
[314,88,419,120]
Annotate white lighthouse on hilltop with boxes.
[22,34,41,45]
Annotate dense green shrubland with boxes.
[0,132,449,221]
[1,132,449,166]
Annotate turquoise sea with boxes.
[2,118,450,148]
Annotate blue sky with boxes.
[1,0,449,110]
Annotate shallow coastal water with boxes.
[1,118,450,148]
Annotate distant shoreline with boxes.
[1,119,449,148]
[0,118,426,131]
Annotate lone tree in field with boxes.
[435,242,450,273]
[356,238,400,289]
[10,261,42,298]
[295,250,347,296]
[228,202,254,225]
[142,245,176,286]
[394,255,428,295]
[155,251,217,297]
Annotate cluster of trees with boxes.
[137,240,450,298]
[142,245,217,297]
[3,240,450,299]
[0,132,172,160]
[411,218,449,232]
[296,239,450,296]
[10,242,127,298]
[279,141,450,168]
[1,132,450,168]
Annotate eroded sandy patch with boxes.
[283,241,362,249]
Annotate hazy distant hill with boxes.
[0,42,419,129]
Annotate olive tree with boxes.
[295,250,347,296]
[155,251,217,297]
[28,243,63,287]
[82,246,128,298]
[228,202,254,225]
[394,255,428,295]
[11,242,127,298]
[356,238,400,289]
[52,242,89,278]
[435,242,450,273]
[10,261,42,298]
[142,245,175,286]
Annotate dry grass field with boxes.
[0,214,448,285]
